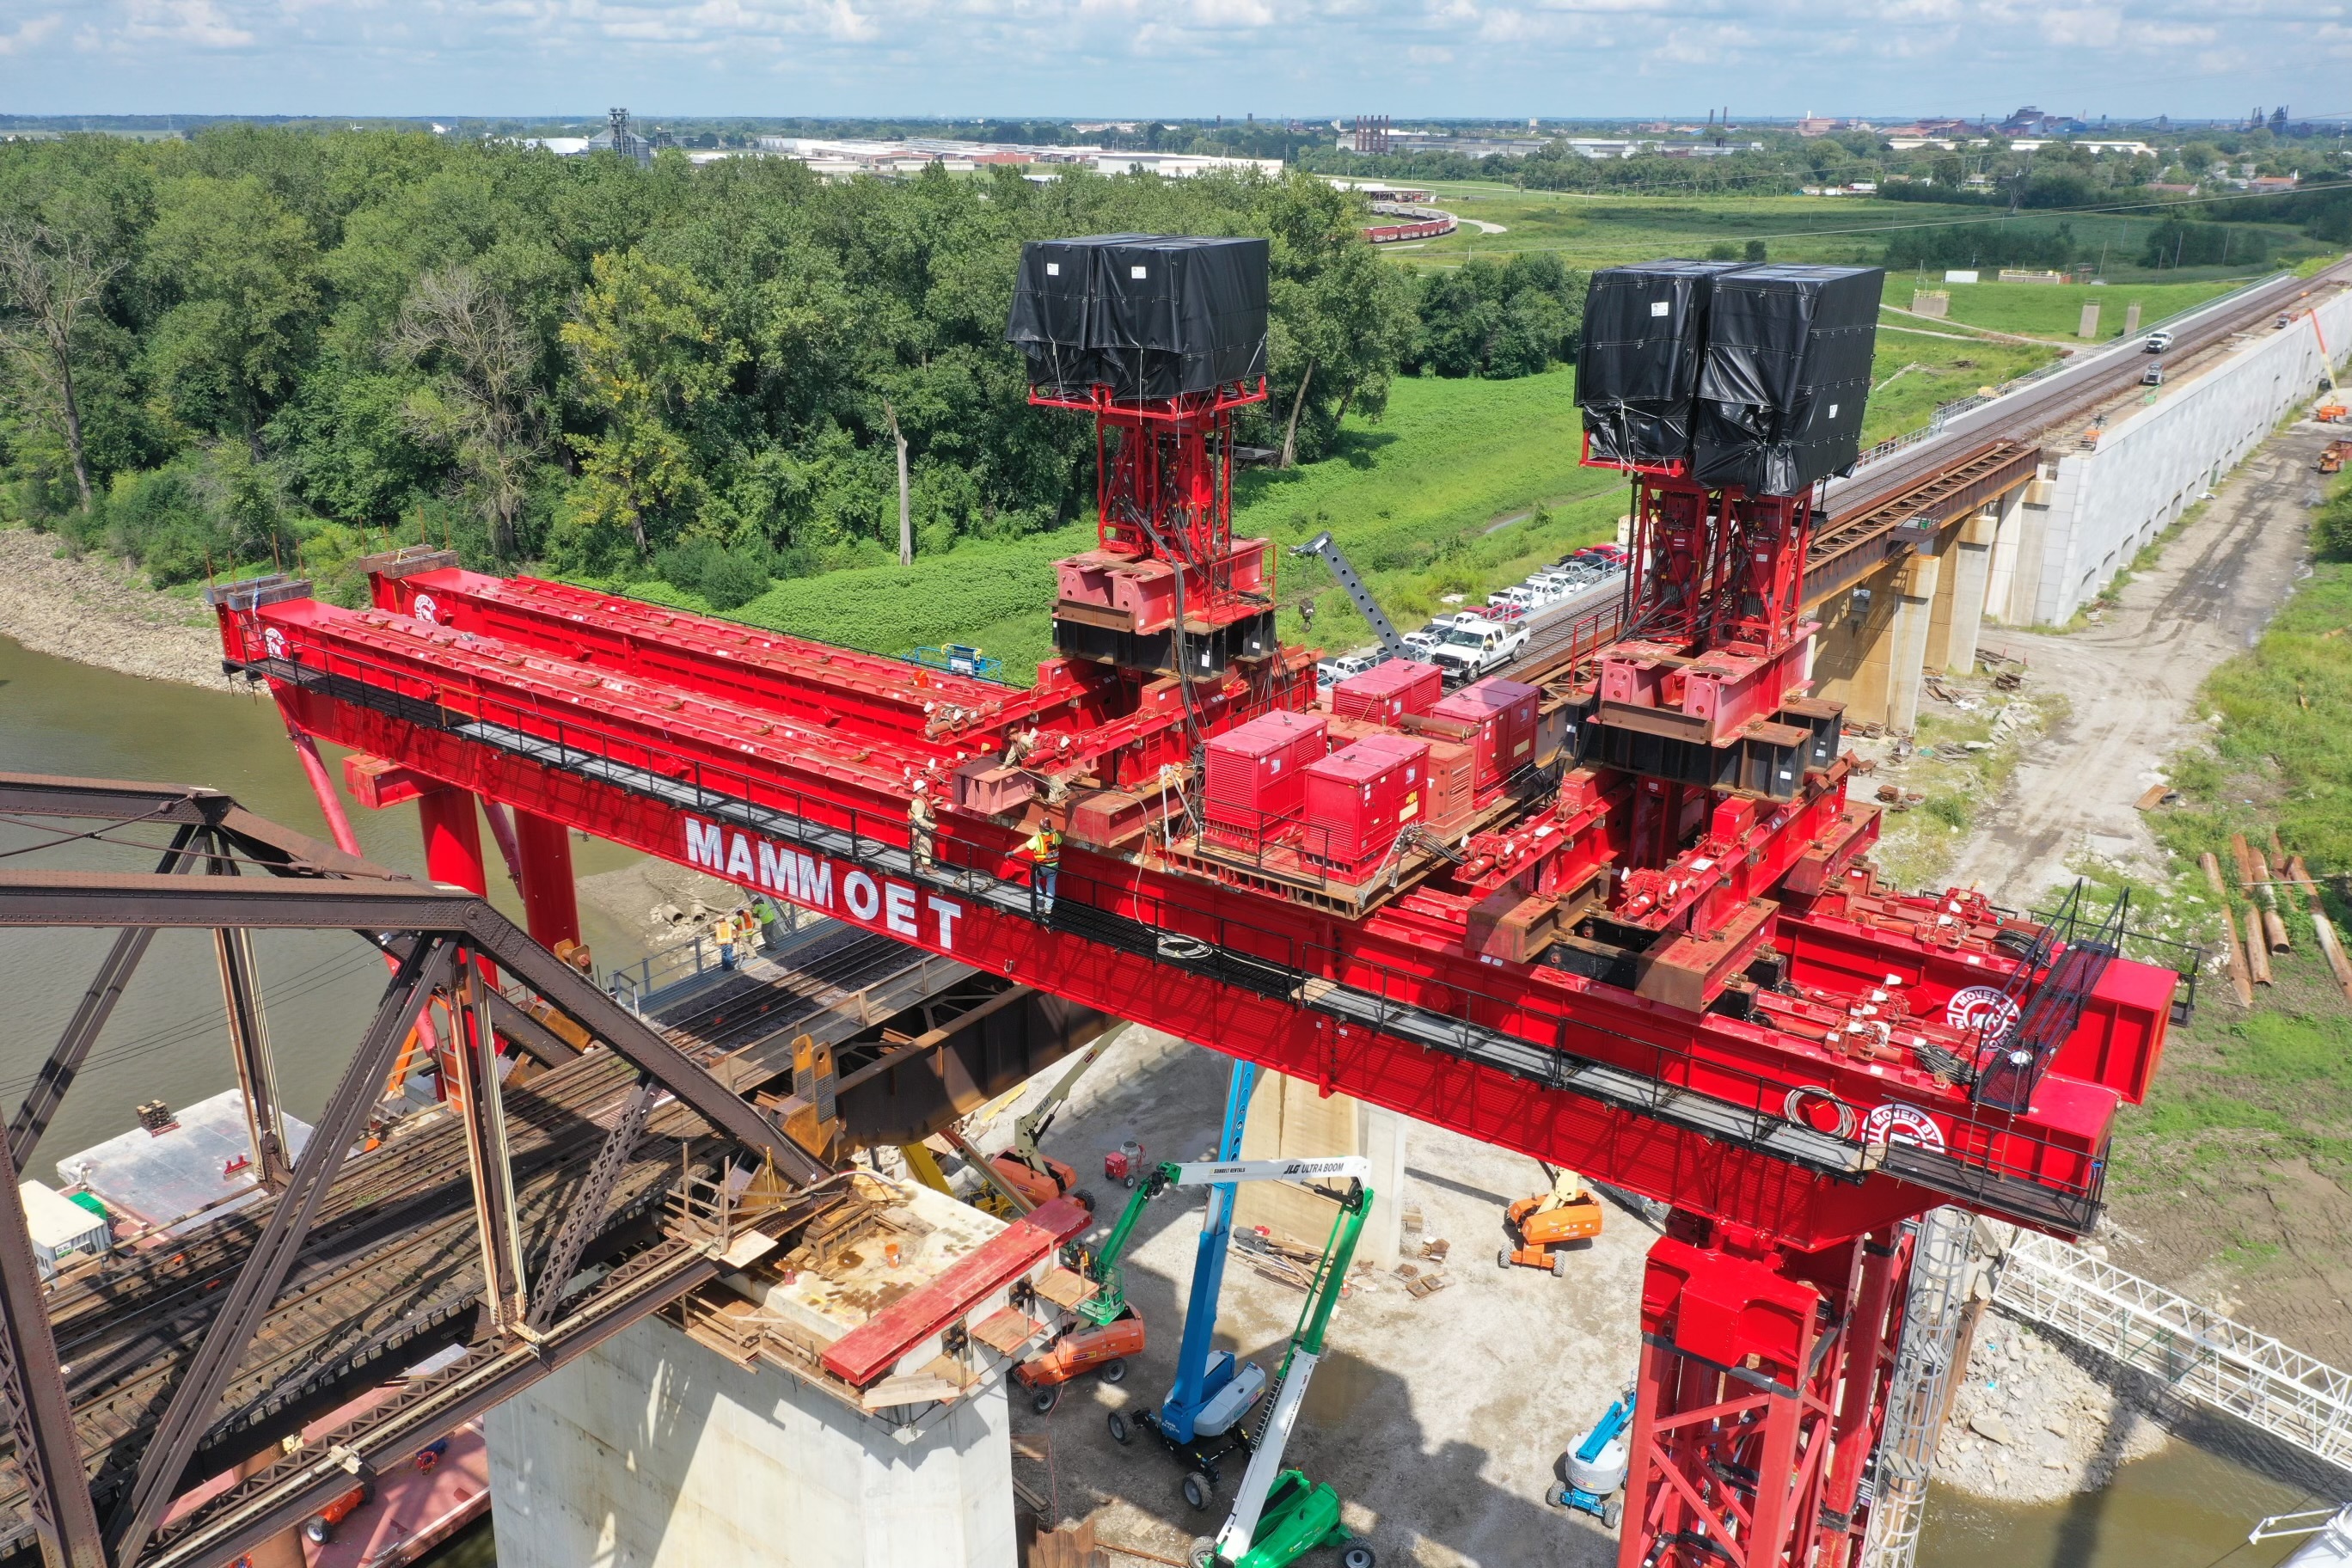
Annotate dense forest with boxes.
[0,130,1596,604]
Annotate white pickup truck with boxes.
[1428,616,1529,682]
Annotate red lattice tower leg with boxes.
[1620,1219,1913,1568]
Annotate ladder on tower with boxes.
[1859,1206,1980,1568]
[1992,1231,2352,1474]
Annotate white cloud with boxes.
[121,0,256,46]
[0,13,62,52]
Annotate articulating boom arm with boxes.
[1290,532,1410,658]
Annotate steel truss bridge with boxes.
[0,775,1100,1568]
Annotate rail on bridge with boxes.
[0,774,1099,1568]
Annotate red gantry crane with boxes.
[211,241,2176,1568]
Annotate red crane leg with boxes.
[1620,1221,1911,1568]
[418,787,488,895]
[512,809,581,951]
[418,787,493,986]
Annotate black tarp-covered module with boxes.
[1692,265,1885,496]
[1574,260,1749,469]
[1007,235,1270,400]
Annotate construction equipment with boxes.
[1500,1167,1603,1276]
[1192,1173,1376,1568]
[1292,532,1410,659]
[999,1034,1113,1208]
[1547,1387,1633,1529]
[1025,1060,1260,1419]
[217,240,2191,1568]
[1095,1155,1372,1511]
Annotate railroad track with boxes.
[0,1013,756,1554]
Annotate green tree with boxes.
[1254,174,1416,465]
[560,248,741,560]
[0,217,119,509]
[389,266,543,561]
[140,175,321,449]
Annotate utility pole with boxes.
[885,400,912,567]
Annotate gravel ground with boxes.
[987,1025,1653,1568]
[0,528,227,689]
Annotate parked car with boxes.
[2142,363,2165,387]
[2142,330,2173,354]
[1315,649,1387,694]
[1429,616,1531,681]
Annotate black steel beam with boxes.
[0,872,829,1185]
[208,841,292,1191]
[0,774,394,884]
[527,1075,660,1330]
[451,961,527,1333]
[9,827,203,1167]
[480,989,583,1069]
[106,938,454,1568]
[0,1122,105,1568]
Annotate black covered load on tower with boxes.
[1006,235,1271,401]
[1575,260,1885,495]
[1574,260,1750,470]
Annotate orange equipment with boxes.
[302,1481,374,1543]
[1500,1168,1603,1277]
[1014,1308,1145,1412]
[991,1148,1089,1210]
[2322,440,2348,475]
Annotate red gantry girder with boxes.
[207,242,2181,1568]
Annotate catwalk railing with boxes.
[1994,1231,2352,1475]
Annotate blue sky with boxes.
[1,0,2345,122]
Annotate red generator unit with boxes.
[1421,738,1477,838]
[1302,735,1430,881]
[1203,708,1329,851]
[1333,658,1443,725]
[1428,677,1540,797]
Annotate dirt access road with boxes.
[1943,425,2335,905]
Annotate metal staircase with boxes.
[1860,1207,1979,1568]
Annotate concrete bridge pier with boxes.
[486,1314,1016,1568]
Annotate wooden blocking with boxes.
[1467,889,1559,965]
[1633,898,1779,1014]
[1031,1519,1105,1568]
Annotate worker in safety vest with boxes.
[732,907,757,965]
[752,897,781,951]
[1022,821,1062,909]
[714,911,739,971]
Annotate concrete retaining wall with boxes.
[2005,282,2352,626]
[486,1315,1014,1568]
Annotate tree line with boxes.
[1,129,1594,603]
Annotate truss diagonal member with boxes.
[527,1075,662,1331]
[0,1118,105,1568]
[106,936,455,1568]
[207,832,293,1191]
[9,824,204,1167]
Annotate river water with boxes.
[3,632,2337,1565]
[0,632,649,1162]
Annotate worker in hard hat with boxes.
[909,783,936,873]
[714,910,739,971]
[1022,819,1062,910]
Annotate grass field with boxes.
[1904,278,2266,341]
[1382,181,2323,286]
[614,371,1623,676]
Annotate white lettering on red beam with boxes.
[684,818,963,951]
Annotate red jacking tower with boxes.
[210,242,2178,1568]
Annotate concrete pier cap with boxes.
[486,1177,1091,1567]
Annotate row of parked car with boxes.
[1314,542,1628,695]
